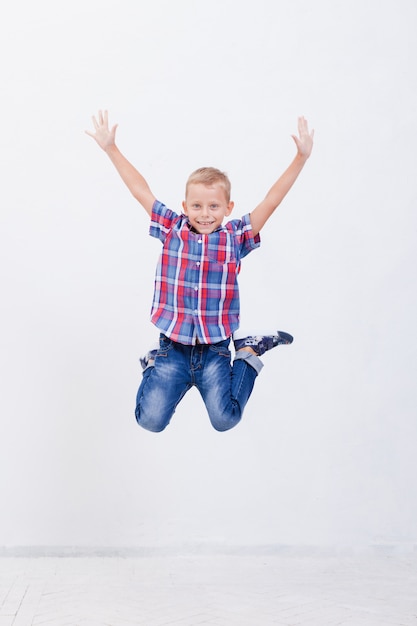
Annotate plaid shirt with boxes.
[149,200,260,345]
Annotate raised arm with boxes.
[249,116,314,237]
[85,110,156,216]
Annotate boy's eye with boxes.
[210,204,219,209]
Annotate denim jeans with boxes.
[135,334,261,432]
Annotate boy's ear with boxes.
[182,200,188,214]
[225,201,234,216]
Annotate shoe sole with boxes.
[233,329,293,344]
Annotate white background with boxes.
[1,0,416,550]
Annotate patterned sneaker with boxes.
[139,347,158,370]
[233,331,293,356]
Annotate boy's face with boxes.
[182,183,234,234]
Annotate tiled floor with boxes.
[0,549,416,625]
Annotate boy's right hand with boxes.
[85,110,118,151]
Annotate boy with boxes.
[86,111,314,432]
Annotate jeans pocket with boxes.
[157,334,173,357]
[208,341,231,359]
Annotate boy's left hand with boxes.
[291,116,314,160]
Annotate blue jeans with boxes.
[135,334,260,432]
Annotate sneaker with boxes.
[233,330,293,356]
[139,347,158,370]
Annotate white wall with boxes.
[1,0,416,550]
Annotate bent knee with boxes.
[209,413,241,432]
[135,407,170,433]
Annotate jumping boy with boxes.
[86,111,314,432]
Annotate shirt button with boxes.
[198,239,202,244]
[194,309,198,314]
[194,286,198,291]
[196,262,200,266]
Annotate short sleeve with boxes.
[149,200,180,244]
[226,213,261,260]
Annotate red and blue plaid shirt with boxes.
[149,200,260,345]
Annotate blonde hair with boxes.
[185,167,231,203]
